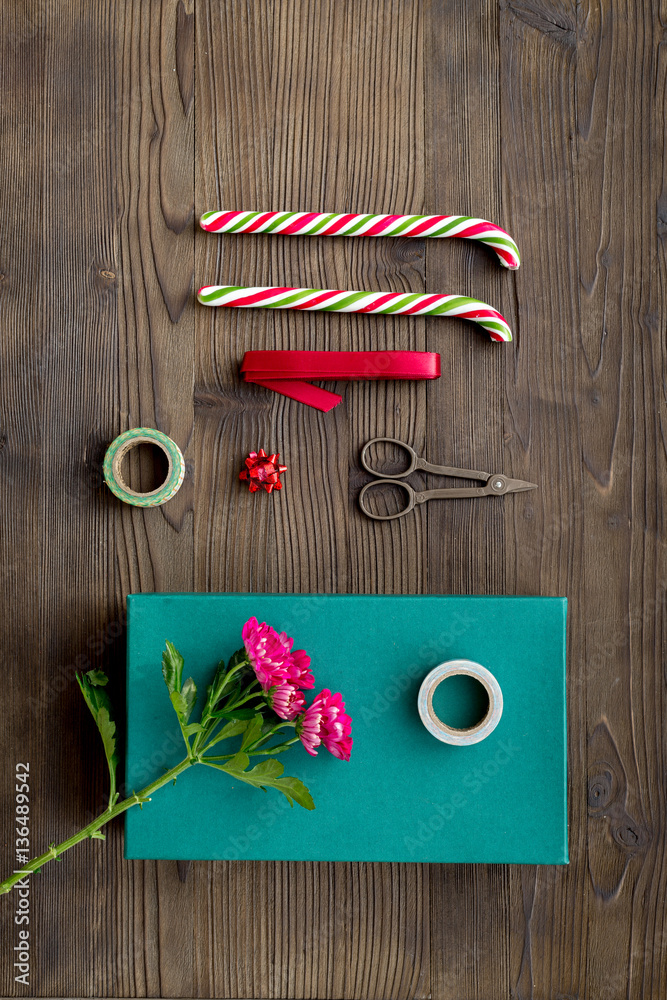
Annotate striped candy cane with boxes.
[200,210,520,269]
[197,285,512,342]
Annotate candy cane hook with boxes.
[197,284,513,342]
[200,210,520,270]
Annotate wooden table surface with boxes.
[1,1,665,997]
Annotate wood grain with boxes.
[0,2,122,996]
[194,2,430,996]
[425,3,513,994]
[113,2,196,996]
[0,0,665,997]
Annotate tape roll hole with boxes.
[431,673,490,731]
[116,440,172,498]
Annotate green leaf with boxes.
[220,754,315,809]
[162,641,184,695]
[228,647,248,672]
[201,659,227,718]
[249,742,294,755]
[169,677,197,727]
[169,690,186,720]
[86,669,108,686]
[200,718,249,755]
[77,671,109,717]
[162,640,196,729]
[267,773,314,810]
[180,676,197,724]
[222,750,250,772]
[76,671,118,806]
[240,714,264,751]
[207,676,242,716]
[210,707,259,721]
[183,722,203,737]
[76,672,117,769]
[245,758,283,779]
[215,718,249,741]
[94,706,118,774]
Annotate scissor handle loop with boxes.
[358,479,415,520]
[360,437,418,478]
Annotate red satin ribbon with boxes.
[241,350,441,411]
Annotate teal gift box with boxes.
[125,593,568,864]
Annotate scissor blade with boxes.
[504,478,538,493]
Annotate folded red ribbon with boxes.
[240,350,441,411]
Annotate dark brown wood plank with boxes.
[194,1,430,996]
[575,0,666,996]
[496,6,586,996]
[1,0,195,996]
[0,2,122,996]
[425,2,516,996]
[498,5,587,995]
[113,1,196,996]
[0,5,47,994]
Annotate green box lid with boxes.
[125,593,568,864]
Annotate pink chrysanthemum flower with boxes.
[296,689,353,761]
[242,617,314,693]
[242,617,291,690]
[286,646,315,689]
[267,682,305,721]
[296,701,323,756]
[319,690,353,760]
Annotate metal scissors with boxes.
[359,437,538,520]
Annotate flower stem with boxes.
[223,683,261,710]
[192,661,251,755]
[0,756,192,896]
[203,739,299,762]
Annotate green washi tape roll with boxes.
[103,427,185,507]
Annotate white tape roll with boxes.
[418,659,503,746]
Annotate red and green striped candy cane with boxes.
[200,210,520,270]
[197,285,512,343]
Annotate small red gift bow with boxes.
[197,285,512,343]
[200,210,521,270]
[240,449,287,493]
[240,350,441,411]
